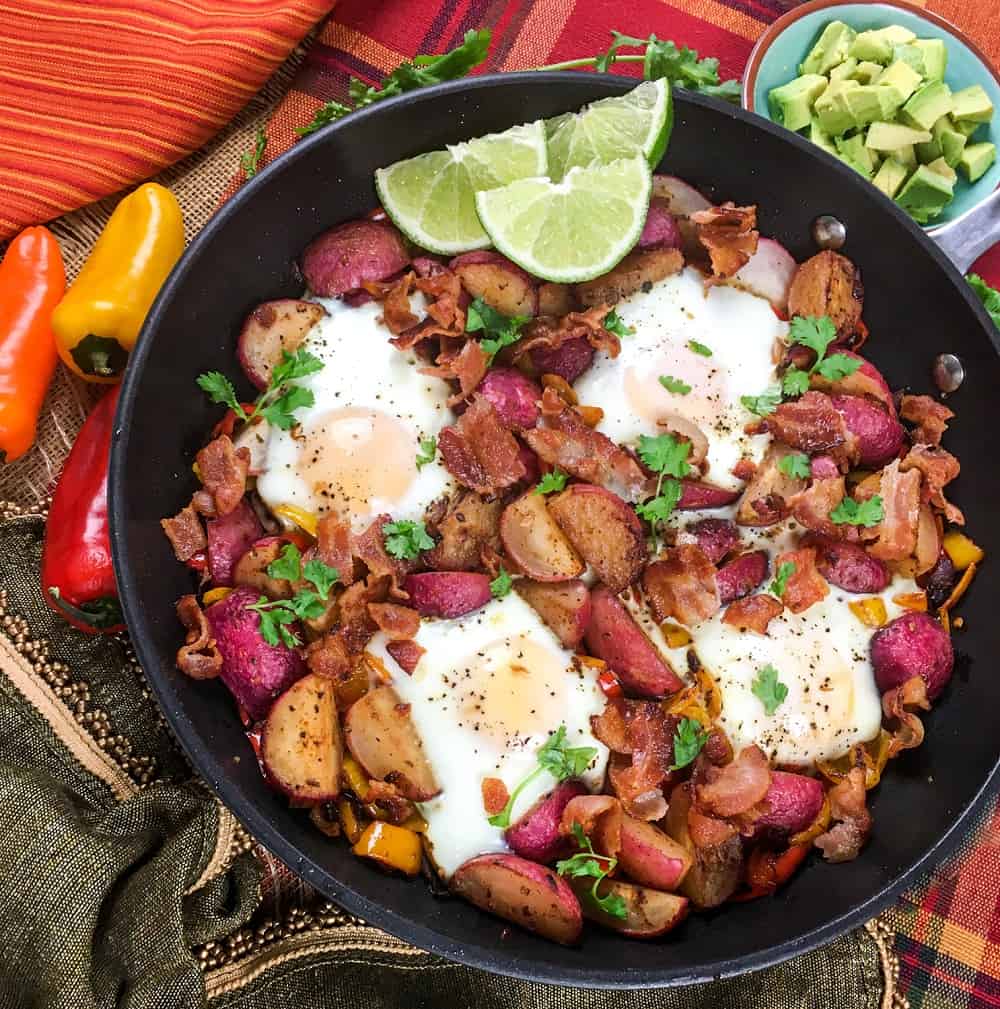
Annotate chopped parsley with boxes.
[556,822,627,920]
[603,308,633,338]
[830,495,884,527]
[687,340,713,357]
[490,565,513,599]
[740,387,783,417]
[769,561,795,598]
[751,664,788,716]
[535,468,569,495]
[466,297,529,363]
[635,433,691,539]
[240,126,267,179]
[777,452,811,480]
[415,436,437,469]
[669,717,708,771]
[383,520,435,559]
[659,374,692,395]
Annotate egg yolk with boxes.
[622,352,727,433]
[297,407,417,522]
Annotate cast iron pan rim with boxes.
[110,72,1000,988]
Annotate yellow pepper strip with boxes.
[848,597,887,628]
[789,794,831,847]
[942,531,983,571]
[337,798,364,845]
[352,821,422,876]
[892,591,927,612]
[273,503,319,538]
[202,587,232,606]
[661,622,692,648]
[398,810,428,834]
[52,183,184,383]
[341,755,370,799]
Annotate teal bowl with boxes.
[743,0,1000,228]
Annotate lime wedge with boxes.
[375,121,548,255]
[474,156,652,283]
[546,79,673,181]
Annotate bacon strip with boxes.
[161,505,207,562]
[386,639,425,674]
[438,395,527,496]
[175,595,222,679]
[901,444,964,526]
[735,444,807,526]
[352,515,414,598]
[764,391,851,457]
[371,272,419,334]
[524,387,651,502]
[814,768,871,863]
[883,675,931,758]
[422,339,489,405]
[512,304,620,363]
[696,745,771,818]
[560,794,623,858]
[690,203,759,278]
[316,512,356,587]
[390,269,466,350]
[641,545,720,626]
[722,594,783,634]
[775,546,828,613]
[900,394,953,446]
[868,460,921,562]
[789,477,847,538]
[368,602,420,639]
[195,435,250,517]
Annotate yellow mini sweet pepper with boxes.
[52,183,184,383]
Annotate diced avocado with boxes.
[926,156,958,184]
[845,85,891,128]
[801,21,858,75]
[896,164,954,223]
[814,79,862,135]
[836,133,879,176]
[872,158,909,198]
[951,85,994,124]
[913,38,947,81]
[769,74,829,132]
[889,144,917,170]
[876,83,907,120]
[891,43,925,75]
[830,57,860,83]
[958,142,997,182]
[877,60,924,103]
[866,121,933,151]
[849,25,916,64]
[809,117,839,156]
[915,137,942,164]
[933,117,968,167]
[853,61,884,85]
[952,118,982,139]
[902,81,953,131]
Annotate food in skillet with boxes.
[162,84,979,946]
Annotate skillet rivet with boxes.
[933,353,964,393]
[812,215,846,250]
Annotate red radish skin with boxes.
[871,612,954,699]
[617,815,693,891]
[831,394,904,467]
[505,780,589,863]
[681,518,740,565]
[529,337,595,383]
[206,500,264,587]
[301,219,409,297]
[677,481,741,510]
[807,535,889,594]
[476,367,541,429]
[716,551,769,604]
[754,771,825,837]
[639,201,682,250]
[402,572,492,619]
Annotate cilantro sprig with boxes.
[240,126,267,179]
[490,566,513,599]
[535,468,569,495]
[740,387,783,418]
[635,433,691,545]
[780,315,861,395]
[557,822,627,920]
[487,726,597,828]
[466,298,530,363]
[669,717,708,771]
[383,520,434,560]
[778,452,811,480]
[603,309,633,338]
[246,544,340,648]
[830,495,884,527]
[659,375,692,395]
[415,437,437,470]
[751,664,788,716]
[197,347,323,431]
[769,561,795,598]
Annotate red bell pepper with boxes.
[41,385,124,634]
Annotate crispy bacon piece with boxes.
[560,794,623,856]
[438,395,527,496]
[690,203,759,277]
[764,391,851,456]
[424,489,503,572]
[305,632,352,681]
[339,574,389,647]
[868,460,921,562]
[513,304,620,363]
[787,250,864,341]
[696,745,771,818]
[776,547,829,614]
[352,515,414,597]
[365,779,416,824]
[883,675,932,758]
[641,545,721,626]
[195,435,250,517]
[789,476,847,538]
[736,444,808,526]
[175,595,222,679]
[722,594,783,634]
[731,457,757,482]
[481,777,509,817]
[422,339,489,405]
[374,272,419,334]
[814,768,871,863]
[316,512,357,587]
[390,269,466,350]
[900,394,953,446]
[687,806,739,848]
[524,387,651,502]
[368,602,420,639]
[901,444,964,525]
[161,505,207,562]
[386,638,425,674]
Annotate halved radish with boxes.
[237,299,326,389]
[728,238,797,313]
[651,175,712,215]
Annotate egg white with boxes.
[368,593,609,878]
[574,267,786,491]
[256,296,454,532]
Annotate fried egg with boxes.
[574,267,786,491]
[368,593,609,878]
[256,296,454,532]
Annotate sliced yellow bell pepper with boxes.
[352,821,422,876]
[942,531,983,571]
[273,504,319,538]
[848,597,887,628]
[52,183,184,383]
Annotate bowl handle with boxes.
[929,188,1000,275]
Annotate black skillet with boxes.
[109,73,1000,988]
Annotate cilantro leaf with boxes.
[535,468,569,495]
[687,340,713,357]
[416,436,437,470]
[302,559,340,599]
[830,495,884,527]
[241,126,267,179]
[260,384,315,430]
[752,664,788,716]
[247,596,302,648]
[769,561,795,598]
[466,298,529,363]
[383,520,434,559]
[603,309,633,338]
[669,717,708,771]
[969,273,1000,329]
[741,388,782,417]
[271,348,324,387]
[659,375,692,395]
[814,353,862,382]
[789,315,838,360]
[196,372,247,420]
[635,477,682,525]
[295,100,353,137]
[781,367,811,397]
[490,566,513,599]
[266,543,302,582]
[636,433,691,478]
[556,823,627,920]
[778,453,811,480]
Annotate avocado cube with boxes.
[801,21,858,75]
[926,156,958,184]
[830,57,860,83]
[891,43,925,75]
[888,144,917,170]
[913,38,947,80]
[877,60,924,103]
[853,61,885,85]
[896,164,954,223]
[845,85,891,128]
[902,81,953,131]
[872,158,909,198]
[866,121,932,151]
[915,138,943,164]
[951,85,994,124]
[815,79,862,135]
[933,117,968,167]
[836,133,878,176]
[849,25,916,64]
[952,117,982,139]
[769,74,830,132]
[809,117,839,156]
[958,142,997,182]
[876,83,907,120]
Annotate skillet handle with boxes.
[928,188,1000,275]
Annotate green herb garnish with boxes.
[466,297,530,363]
[241,126,267,179]
[769,561,795,598]
[556,822,628,920]
[740,387,783,417]
[383,520,435,560]
[751,664,788,716]
[535,468,569,495]
[603,309,633,338]
[635,433,691,542]
[830,495,884,527]
[687,340,713,357]
[415,436,437,470]
[659,375,692,395]
[490,566,513,599]
[669,717,708,771]
[777,453,811,480]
